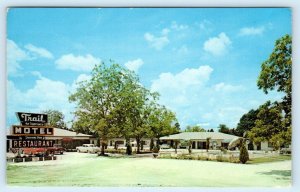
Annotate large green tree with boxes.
[43,109,66,129]
[248,101,290,149]
[236,109,259,137]
[69,62,143,155]
[147,104,179,148]
[218,124,230,134]
[257,34,292,127]
[249,34,292,148]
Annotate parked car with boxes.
[280,147,291,154]
[22,148,47,157]
[47,144,65,155]
[76,144,101,153]
[160,144,170,149]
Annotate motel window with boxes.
[268,142,273,148]
[115,141,124,145]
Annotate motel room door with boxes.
[197,141,206,149]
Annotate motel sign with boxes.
[16,112,48,126]
[12,126,54,136]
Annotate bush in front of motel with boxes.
[239,141,249,164]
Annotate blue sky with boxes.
[6,8,291,130]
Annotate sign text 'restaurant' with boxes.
[12,140,54,148]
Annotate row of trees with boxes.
[69,62,179,155]
[235,34,292,150]
[216,35,291,151]
[184,125,214,132]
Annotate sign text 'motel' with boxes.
[16,112,48,126]
[12,125,54,136]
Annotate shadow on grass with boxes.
[258,170,291,180]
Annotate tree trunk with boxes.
[136,137,141,154]
[156,138,160,148]
[150,138,154,151]
[125,138,132,155]
[141,140,144,150]
[175,141,178,154]
[114,141,117,150]
[100,141,105,155]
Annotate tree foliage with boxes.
[69,62,145,155]
[257,34,291,96]
[248,101,290,150]
[43,109,66,129]
[236,109,259,137]
[239,140,249,164]
[147,104,179,146]
[69,62,178,155]
[257,34,291,128]
[184,125,206,132]
[218,124,230,134]
[247,35,292,149]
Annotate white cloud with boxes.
[55,54,101,72]
[7,78,73,127]
[7,40,55,76]
[198,20,213,31]
[161,28,170,36]
[25,44,53,59]
[144,29,170,50]
[214,82,244,92]
[171,21,188,31]
[203,32,232,56]
[239,26,265,36]
[74,74,92,84]
[150,65,251,128]
[7,39,29,76]
[124,59,144,73]
[144,21,188,50]
[176,45,188,55]
[7,73,92,128]
[151,65,213,93]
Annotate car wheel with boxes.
[77,149,80,153]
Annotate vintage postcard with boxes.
[6,8,292,187]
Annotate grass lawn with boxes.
[6,152,291,187]
[248,155,291,164]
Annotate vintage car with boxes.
[47,144,65,155]
[76,144,101,153]
[22,148,47,157]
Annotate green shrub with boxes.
[152,146,159,153]
[220,147,227,154]
[216,155,223,162]
[239,141,249,164]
